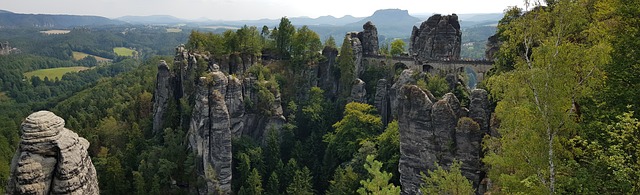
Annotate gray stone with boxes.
[455,117,483,192]
[6,111,99,194]
[410,14,462,61]
[152,60,171,134]
[469,89,490,134]
[318,46,339,100]
[390,69,415,118]
[350,78,367,103]
[346,32,364,78]
[188,76,232,195]
[374,79,390,125]
[398,85,434,195]
[359,21,379,56]
[226,75,245,137]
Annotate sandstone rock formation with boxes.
[188,75,232,195]
[410,14,462,61]
[398,85,434,195]
[390,69,416,118]
[350,78,367,103]
[397,86,490,194]
[346,32,364,78]
[152,60,171,134]
[226,75,245,137]
[374,79,390,125]
[359,21,379,56]
[317,46,339,101]
[485,34,501,60]
[6,111,99,194]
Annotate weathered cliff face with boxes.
[318,46,339,101]
[188,74,232,195]
[226,75,245,137]
[152,60,171,134]
[485,34,501,60]
[346,32,365,78]
[374,79,390,125]
[398,85,434,195]
[397,86,490,194]
[410,14,462,61]
[390,69,416,118]
[349,78,367,103]
[359,21,379,56]
[6,111,99,194]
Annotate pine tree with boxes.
[356,155,400,195]
[286,167,314,195]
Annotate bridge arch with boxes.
[394,62,408,71]
[422,64,434,73]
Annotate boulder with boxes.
[6,111,99,194]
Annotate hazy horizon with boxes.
[2,0,523,20]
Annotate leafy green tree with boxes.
[324,36,337,49]
[324,102,382,162]
[420,161,474,195]
[375,120,400,184]
[265,172,280,195]
[356,155,400,195]
[484,0,610,193]
[133,171,146,195]
[287,167,314,195]
[236,25,263,55]
[326,166,360,195]
[390,39,406,56]
[276,17,296,59]
[291,25,322,67]
[337,36,356,97]
[239,168,263,195]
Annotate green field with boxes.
[113,47,136,56]
[24,66,90,80]
[72,51,111,62]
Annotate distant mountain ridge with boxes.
[0,10,125,28]
[116,15,186,24]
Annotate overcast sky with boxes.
[2,0,523,20]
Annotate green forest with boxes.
[1,0,639,194]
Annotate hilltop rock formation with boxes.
[188,72,232,194]
[317,46,339,101]
[485,34,501,60]
[390,69,416,118]
[410,14,462,61]
[345,32,364,78]
[0,41,19,55]
[398,86,490,194]
[359,21,379,56]
[152,60,171,134]
[6,111,99,194]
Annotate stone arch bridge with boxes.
[362,55,494,82]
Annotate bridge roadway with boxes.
[362,55,494,81]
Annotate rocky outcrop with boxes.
[0,41,19,55]
[398,85,434,195]
[485,34,500,60]
[152,60,171,134]
[188,75,232,195]
[346,32,364,78]
[390,69,416,118]
[469,89,490,134]
[350,79,366,103]
[318,46,339,101]
[226,75,245,137]
[410,14,462,61]
[374,79,390,125]
[359,21,379,56]
[398,87,489,194]
[6,111,99,194]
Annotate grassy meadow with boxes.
[24,66,90,80]
[113,47,136,56]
